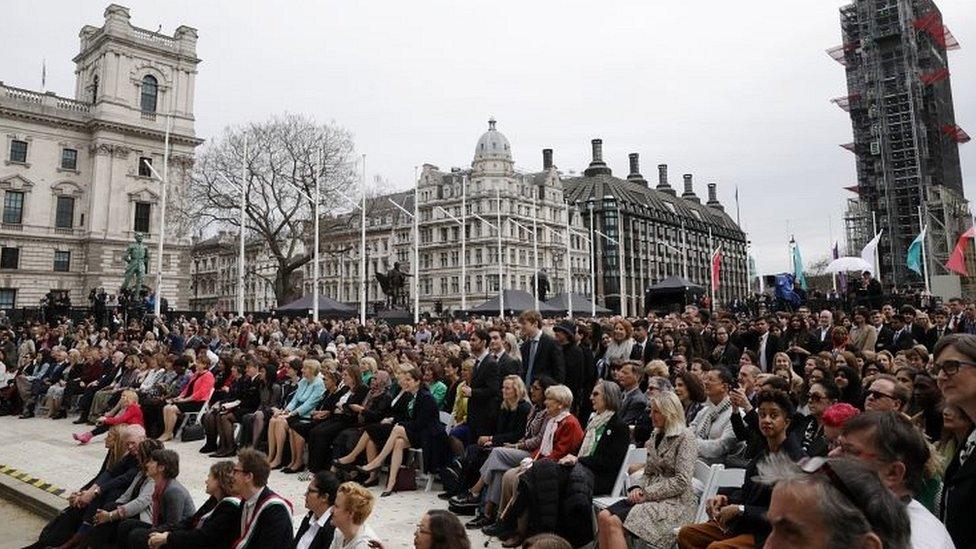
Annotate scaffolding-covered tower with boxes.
[830,0,970,295]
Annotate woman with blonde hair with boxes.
[597,391,698,548]
[332,481,379,547]
[266,359,325,469]
[74,389,144,445]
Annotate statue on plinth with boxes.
[121,233,149,300]
[376,262,412,309]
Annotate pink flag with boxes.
[711,245,723,292]
[945,227,976,276]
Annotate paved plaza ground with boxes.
[0,415,494,547]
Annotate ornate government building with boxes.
[0,4,200,309]
[306,119,749,315]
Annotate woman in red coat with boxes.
[73,389,144,444]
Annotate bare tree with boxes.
[189,114,360,305]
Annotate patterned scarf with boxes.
[960,429,976,465]
[540,410,571,456]
[696,398,732,439]
[579,411,614,457]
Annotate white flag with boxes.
[860,230,884,275]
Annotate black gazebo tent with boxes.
[545,293,612,317]
[276,294,358,318]
[644,277,706,314]
[467,289,562,316]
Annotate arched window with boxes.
[140,75,158,113]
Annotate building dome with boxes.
[474,117,512,162]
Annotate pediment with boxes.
[0,174,36,191]
[128,187,160,202]
[52,180,85,197]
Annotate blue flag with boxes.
[793,242,807,290]
[907,226,927,275]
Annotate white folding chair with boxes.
[175,388,214,440]
[691,460,722,523]
[439,410,455,433]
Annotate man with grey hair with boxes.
[811,310,834,353]
[759,455,910,549]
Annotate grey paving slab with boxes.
[0,415,497,547]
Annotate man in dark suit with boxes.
[463,329,500,438]
[292,471,339,549]
[233,449,294,549]
[629,320,654,365]
[871,310,894,353]
[518,310,564,385]
[488,326,520,378]
[808,310,834,354]
[901,305,928,345]
[749,316,781,373]
[553,321,585,418]
[925,308,951,352]
[617,361,649,426]
[890,314,916,352]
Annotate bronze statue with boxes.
[121,233,149,298]
[375,261,411,308]
[535,268,550,302]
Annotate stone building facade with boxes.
[0,4,200,309]
[188,232,278,313]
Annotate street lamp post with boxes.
[435,205,468,312]
[509,217,538,310]
[472,211,503,319]
[587,201,596,318]
[387,193,418,323]
[594,228,626,317]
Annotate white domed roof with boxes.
[474,117,512,162]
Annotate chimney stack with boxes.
[626,153,648,186]
[706,182,724,211]
[583,138,612,177]
[656,164,676,195]
[682,174,700,203]
[542,148,553,170]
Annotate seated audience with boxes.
[266,359,325,469]
[306,364,369,474]
[233,448,294,548]
[73,388,144,445]
[688,366,739,464]
[291,471,340,549]
[85,438,165,547]
[116,449,196,547]
[158,354,216,442]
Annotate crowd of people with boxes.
[0,297,974,548]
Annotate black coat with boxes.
[578,414,630,496]
[709,343,741,372]
[491,400,532,446]
[467,354,501,438]
[875,324,894,353]
[237,487,293,549]
[561,342,585,417]
[942,443,976,548]
[166,496,241,549]
[290,512,335,549]
[520,334,565,384]
[496,352,522,379]
[629,338,653,364]
[402,387,448,473]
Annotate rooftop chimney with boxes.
[656,164,676,195]
[583,138,612,177]
[542,148,554,170]
[706,183,724,211]
[626,153,648,186]
[682,174,700,203]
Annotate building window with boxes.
[54,251,70,272]
[134,202,151,233]
[60,148,78,170]
[140,75,158,113]
[3,191,24,224]
[55,196,75,228]
[138,157,153,177]
[9,140,27,163]
[0,288,14,308]
[0,248,19,269]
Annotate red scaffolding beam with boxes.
[914,12,962,51]
[942,124,971,144]
[826,43,857,66]
[921,68,950,85]
[831,93,861,112]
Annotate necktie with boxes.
[526,339,539,385]
[635,343,643,358]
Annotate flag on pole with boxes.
[793,241,808,290]
[711,245,723,292]
[907,226,927,275]
[945,227,976,276]
[860,230,883,275]
[832,241,846,293]
[41,59,46,90]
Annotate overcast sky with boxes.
[3,0,975,275]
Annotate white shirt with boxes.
[240,489,262,532]
[296,508,333,549]
[907,499,955,549]
[758,332,769,370]
[329,523,378,549]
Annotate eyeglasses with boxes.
[807,394,826,403]
[800,457,861,506]
[933,359,976,377]
[866,389,898,402]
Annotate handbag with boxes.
[180,421,205,442]
[392,464,417,492]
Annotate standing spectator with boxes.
[829,411,954,549]
[464,330,501,441]
[934,334,976,548]
[553,321,584,418]
[519,311,564,385]
[616,361,648,427]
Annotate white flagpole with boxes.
[153,79,175,318]
[709,226,715,308]
[532,187,539,312]
[918,206,931,294]
[589,202,596,318]
[413,167,419,324]
[872,211,880,282]
[565,206,573,318]
[312,148,320,323]
[496,188,504,319]
[237,135,247,319]
[680,218,688,280]
[359,155,366,325]
[461,174,467,312]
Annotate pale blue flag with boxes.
[907,226,927,275]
